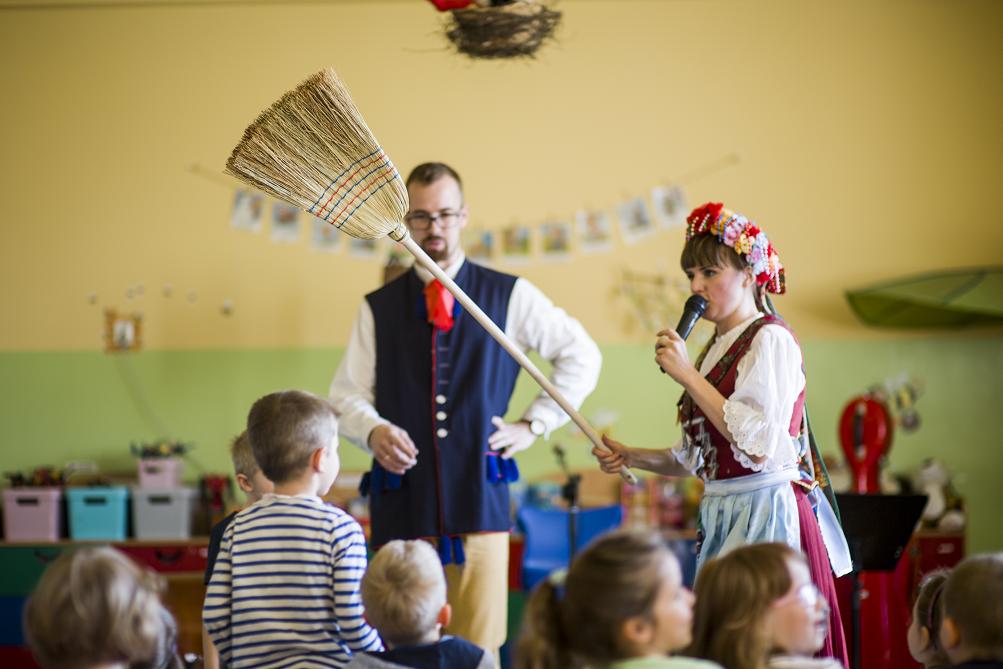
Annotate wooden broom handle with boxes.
[397,233,638,485]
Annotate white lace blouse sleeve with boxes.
[723,324,804,467]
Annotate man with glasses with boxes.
[330,162,601,662]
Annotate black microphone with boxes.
[675,295,708,340]
[658,295,707,373]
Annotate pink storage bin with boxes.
[2,488,62,542]
[137,458,183,488]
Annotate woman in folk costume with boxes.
[594,202,852,666]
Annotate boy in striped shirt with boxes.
[204,390,383,668]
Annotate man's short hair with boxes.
[229,431,259,479]
[943,552,1003,659]
[361,540,447,646]
[246,390,337,484]
[405,162,463,195]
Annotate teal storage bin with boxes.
[66,487,128,540]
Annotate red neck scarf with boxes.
[424,279,455,331]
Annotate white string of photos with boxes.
[218,155,740,337]
[227,180,691,264]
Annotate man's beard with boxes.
[422,235,448,262]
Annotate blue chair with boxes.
[516,504,623,592]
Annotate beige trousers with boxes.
[440,532,509,664]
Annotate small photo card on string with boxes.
[540,220,573,261]
[500,225,532,263]
[103,308,143,353]
[617,196,654,244]
[464,227,495,263]
[271,202,300,242]
[348,236,380,258]
[231,190,263,232]
[651,185,688,229]
[311,215,341,253]
[575,209,614,253]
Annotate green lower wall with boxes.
[1,337,1000,552]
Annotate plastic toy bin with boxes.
[66,487,128,540]
[138,457,183,489]
[2,488,62,542]
[131,488,196,539]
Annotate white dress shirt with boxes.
[329,254,602,452]
[673,312,804,474]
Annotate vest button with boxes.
[436,411,447,421]
[435,394,447,405]
[436,428,448,438]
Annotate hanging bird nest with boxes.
[445,1,561,60]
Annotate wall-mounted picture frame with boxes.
[104,308,143,352]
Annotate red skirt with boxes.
[793,483,849,669]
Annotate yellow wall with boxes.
[0,0,1002,552]
[2,0,1001,351]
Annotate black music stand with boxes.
[835,493,928,669]
[553,444,582,557]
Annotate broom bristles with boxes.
[225,69,408,241]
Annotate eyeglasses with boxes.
[404,209,464,230]
[775,583,825,609]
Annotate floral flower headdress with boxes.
[685,202,786,295]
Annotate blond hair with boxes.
[24,547,171,669]
[361,540,447,646]
[687,543,804,669]
[229,430,259,479]
[516,529,676,669]
[943,552,1003,659]
[246,389,337,484]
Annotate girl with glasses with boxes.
[686,542,838,669]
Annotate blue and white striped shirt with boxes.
[203,494,383,668]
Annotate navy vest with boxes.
[367,261,521,546]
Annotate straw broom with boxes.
[226,68,636,484]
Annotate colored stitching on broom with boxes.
[308,146,383,213]
[339,172,398,228]
[321,160,395,223]
[312,151,389,218]
[317,157,392,221]
[330,165,399,228]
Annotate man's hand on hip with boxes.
[487,416,537,460]
[368,424,418,474]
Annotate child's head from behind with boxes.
[24,546,169,669]
[230,430,273,503]
[361,540,449,648]
[517,528,692,669]
[939,552,1003,663]
[689,543,828,669]
[907,569,950,668]
[247,390,339,493]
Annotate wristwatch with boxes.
[526,418,546,437]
